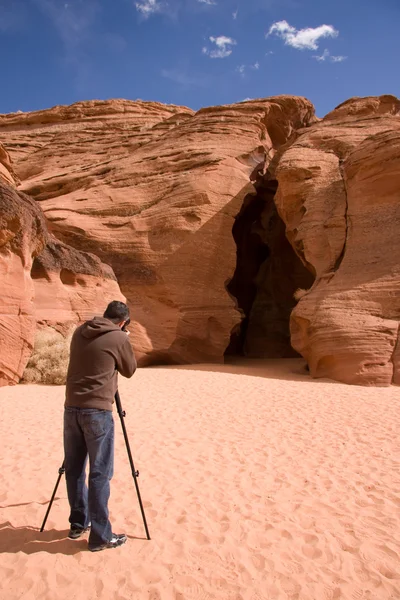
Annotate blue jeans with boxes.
[63,407,114,547]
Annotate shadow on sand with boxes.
[0,521,85,555]
[0,521,149,555]
[149,358,340,385]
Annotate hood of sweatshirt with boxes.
[80,317,121,339]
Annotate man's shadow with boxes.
[0,521,86,555]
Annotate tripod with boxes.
[40,391,151,540]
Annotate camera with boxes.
[122,318,130,333]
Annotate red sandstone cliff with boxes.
[0,97,315,366]
[1,95,399,385]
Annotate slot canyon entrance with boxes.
[225,176,315,359]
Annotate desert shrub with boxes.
[22,327,74,385]
[293,288,308,301]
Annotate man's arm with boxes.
[116,336,137,378]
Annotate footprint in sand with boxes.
[55,573,71,587]
[378,544,400,561]
[95,578,104,595]
[194,532,210,545]
[174,583,212,600]
[177,514,187,524]
[352,560,371,583]
[280,554,304,575]
[281,529,293,540]
[335,536,359,554]
[350,587,365,600]
[301,533,323,559]
[374,561,398,580]
[220,521,229,533]
[250,553,265,571]
[320,584,341,600]
[277,574,302,597]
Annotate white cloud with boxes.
[236,62,260,77]
[232,9,238,19]
[203,35,236,59]
[268,20,338,50]
[135,0,162,17]
[314,48,329,61]
[197,0,217,4]
[314,48,347,62]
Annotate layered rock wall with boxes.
[273,95,400,385]
[0,139,125,385]
[0,180,47,384]
[0,97,315,365]
[2,95,400,385]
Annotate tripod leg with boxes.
[40,462,65,532]
[126,444,151,541]
[115,392,151,540]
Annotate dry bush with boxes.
[293,287,309,301]
[22,326,74,385]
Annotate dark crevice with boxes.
[31,259,51,281]
[225,170,315,358]
[334,160,350,271]
[390,323,400,385]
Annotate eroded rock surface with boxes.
[4,94,398,384]
[32,238,125,335]
[273,95,400,385]
[0,143,18,186]
[0,142,124,386]
[0,180,47,384]
[1,97,315,364]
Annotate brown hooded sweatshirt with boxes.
[65,317,136,411]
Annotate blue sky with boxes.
[0,0,398,117]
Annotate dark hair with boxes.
[103,301,130,323]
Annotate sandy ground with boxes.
[0,359,399,600]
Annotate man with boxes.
[64,300,136,552]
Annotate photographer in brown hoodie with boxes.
[64,301,136,552]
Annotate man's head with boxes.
[103,301,130,328]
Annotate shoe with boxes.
[89,533,127,552]
[68,525,91,540]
